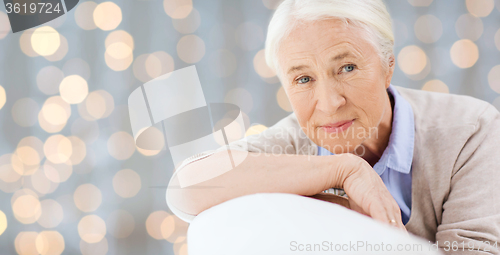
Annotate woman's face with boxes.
[277,18,394,154]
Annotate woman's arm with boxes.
[167,150,407,231]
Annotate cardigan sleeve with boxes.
[435,103,500,254]
[166,112,319,223]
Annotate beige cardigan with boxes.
[167,86,500,253]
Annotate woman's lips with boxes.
[321,119,354,133]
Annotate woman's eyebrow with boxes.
[330,51,354,62]
[287,65,309,75]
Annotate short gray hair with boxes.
[265,0,395,77]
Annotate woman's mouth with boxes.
[320,119,354,133]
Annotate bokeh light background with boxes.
[0,0,499,254]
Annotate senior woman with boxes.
[166,0,500,252]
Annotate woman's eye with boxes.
[342,64,356,73]
[297,76,311,84]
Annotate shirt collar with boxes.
[373,84,415,175]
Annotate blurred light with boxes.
[44,135,73,164]
[495,29,500,51]
[75,1,98,30]
[15,146,40,169]
[59,75,89,104]
[488,65,500,94]
[455,14,483,41]
[15,232,39,255]
[145,54,162,78]
[12,98,39,127]
[224,88,253,113]
[20,29,39,57]
[93,2,122,31]
[78,215,107,243]
[235,22,264,51]
[0,210,6,235]
[277,86,293,112]
[213,118,243,146]
[80,237,108,255]
[112,169,141,198]
[133,54,152,82]
[164,0,193,19]
[254,49,276,78]
[105,46,134,71]
[407,0,433,6]
[414,15,442,43]
[422,80,449,93]
[38,96,71,133]
[172,8,201,34]
[106,210,135,238]
[71,118,100,144]
[0,85,5,110]
[245,124,268,137]
[12,194,42,224]
[31,26,60,56]
[37,66,64,95]
[105,30,134,49]
[450,39,479,68]
[466,0,495,17]
[18,136,44,161]
[209,49,237,77]
[162,215,189,243]
[37,199,64,228]
[74,183,102,212]
[0,153,22,183]
[107,131,136,160]
[84,90,115,120]
[35,231,65,255]
[0,11,9,40]
[262,0,284,9]
[134,51,175,82]
[31,167,59,195]
[177,35,205,63]
[63,58,91,81]
[44,34,68,62]
[44,161,73,183]
[146,211,170,240]
[174,241,188,255]
[68,136,87,165]
[397,45,428,75]
[135,126,165,156]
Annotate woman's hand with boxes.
[333,153,407,233]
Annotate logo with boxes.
[4,0,79,33]
[128,65,249,188]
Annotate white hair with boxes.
[265,0,395,77]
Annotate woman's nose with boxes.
[315,82,346,114]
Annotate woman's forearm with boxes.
[166,150,350,216]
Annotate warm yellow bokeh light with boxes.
[31,26,61,56]
[12,194,42,224]
[15,232,39,255]
[105,30,134,50]
[450,39,479,69]
[59,75,89,104]
[31,168,59,195]
[466,0,494,17]
[107,131,136,160]
[106,210,135,238]
[35,231,65,255]
[172,8,201,34]
[44,135,73,164]
[488,65,500,94]
[414,15,442,43]
[39,96,71,132]
[37,199,64,228]
[254,49,276,78]
[397,45,428,75]
[78,215,107,244]
[93,2,122,31]
[0,85,5,110]
[164,0,193,19]
[44,34,68,62]
[106,42,133,60]
[0,11,9,40]
[422,80,449,93]
[75,1,98,30]
[262,0,283,9]
[162,215,189,243]
[455,14,483,41]
[74,183,102,212]
[146,211,170,240]
[245,124,268,137]
[20,29,39,57]
[67,136,87,165]
[277,86,293,112]
[112,169,141,198]
[0,210,6,235]
[16,146,40,167]
[43,161,73,183]
[37,66,64,95]
[177,35,205,63]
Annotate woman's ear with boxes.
[385,54,395,89]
